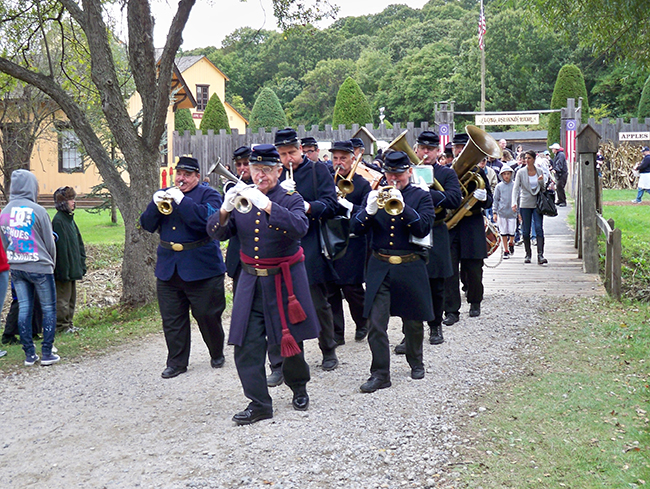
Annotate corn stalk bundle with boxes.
[600,142,643,189]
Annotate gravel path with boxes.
[0,290,550,489]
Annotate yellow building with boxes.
[14,55,246,196]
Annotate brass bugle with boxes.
[377,186,403,215]
[336,153,363,196]
[157,198,173,215]
[212,160,252,213]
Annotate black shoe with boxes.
[524,255,532,264]
[354,328,368,341]
[161,366,187,379]
[232,407,273,426]
[557,202,566,207]
[292,393,309,411]
[1,335,19,345]
[360,376,392,393]
[442,313,459,326]
[538,254,548,265]
[509,243,514,255]
[267,370,284,387]
[429,324,444,345]
[321,353,339,371]
[210,356,225,368]
[469,303,481,317]
[411,366,425,380]
[394,338,406,355]
[335,337,345,346]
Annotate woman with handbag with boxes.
[512,150,549,265]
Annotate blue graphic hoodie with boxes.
[0,170,56,273]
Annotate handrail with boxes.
[595,213,622,301]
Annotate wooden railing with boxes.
[596,214,622,301]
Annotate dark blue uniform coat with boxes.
[333,172,371,285]
[449,168,493,259]
[223,177,253,279]
[207,184,320,347]
[351,184,435,321]
[280,157,339,285]
[427,164,462,279]
[140,184,225,281]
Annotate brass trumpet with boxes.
[157,198,173,215]
[212,161,252,213]
[377,186,404,215]
[335,153,363,197]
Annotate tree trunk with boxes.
[0,122,36,197]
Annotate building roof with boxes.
[175,55,229,81]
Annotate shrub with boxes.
[174,108,196,136]
[332,77,373,129]
[548,64,589,147]
[249,87,287,132]
[199,93,231,135]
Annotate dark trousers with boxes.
[235,281,310,412]
[55,280,76,331]
[428,277,445,328]
[157,271,225,368]
[3,291,42,340]
[328,283,366,341]
[368,278,423,380]
[556,173,567,204]
[444,249,484,315]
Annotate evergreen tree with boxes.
[332,77,373,129]
[199,93,231,134]
[249,87,287,131]
[548,64,590,147]
[174,108,196,136]
[638,74,650,120]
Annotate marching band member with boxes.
[207,144,319,425]
[327,140,372,344]
[351,151,435,392]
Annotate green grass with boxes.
[453,297,650,488]
[47,208,124,244]
[602,189,640,202]
[0,303,162,374]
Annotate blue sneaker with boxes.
[41,353,60,366]
[25,354,39,366]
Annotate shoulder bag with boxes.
[311,161,350,260]
[536,181,558,217]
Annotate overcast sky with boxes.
[133,0,430,50]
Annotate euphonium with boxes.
[157,198,173,215]
[377,186,404,215]
[212,160,252,213]
[445,125,502,229]
[336,153,363,196]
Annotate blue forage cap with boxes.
[350,137,365,148]
[417,130,439,147]
[300,136,318,147]
[233,146,251,160]
[642,146,650,152]
[330,140,354,153]
[452,133,469,146]
[250,144,280,165]
[176,156,200,172]
[382,151,411,173]
[274,127,298,147]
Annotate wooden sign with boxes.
[619,132,650,141]
[475,114,539,125]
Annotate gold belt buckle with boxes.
[257,268,269,277]
[388,255,402,265]
[171,242,184,252]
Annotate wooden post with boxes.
[611,227,622,301]
[605,218,615,295]
[577,124,601,274]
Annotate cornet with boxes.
[376,186,404,215]
[335,153,363,197]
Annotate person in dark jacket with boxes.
[52,186,86,333]
[207,144,319,425]
[351,151,435,392]
[632,146,650,203]
[549,143,568,206]
[140,156,226,379]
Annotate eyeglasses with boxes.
[250,165,277,175]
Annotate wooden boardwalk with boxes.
[483,203,605,297]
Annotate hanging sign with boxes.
[619,132,650,141]
[475,114,539,125]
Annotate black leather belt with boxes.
[160,237,210,252]
[241,262,282,277]
[372,251,423,265]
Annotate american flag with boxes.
[438,124,450,151]
[565,119,577,164]
[478,0,486,51]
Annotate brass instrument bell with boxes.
[157,198,173,215]
[377,186,404,215]
[212,160,252,213]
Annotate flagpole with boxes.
[480,0,486,126]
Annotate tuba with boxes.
[385,130,444,191]
[211,161,253,214]
[445,125,502,229]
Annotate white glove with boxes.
[153,190,167,204]
[416,175,429,191]
[222,187,239,213]
[392,188,404,205]
[232,180,248,192]
[338,197,354,217]
[473,188,487,202]
[166,187,184,204]
[240,187,270,211]
[280,179,296,193]
[304,201,311,213]
[366,190,379,215]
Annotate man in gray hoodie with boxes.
[0,170,59,366]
